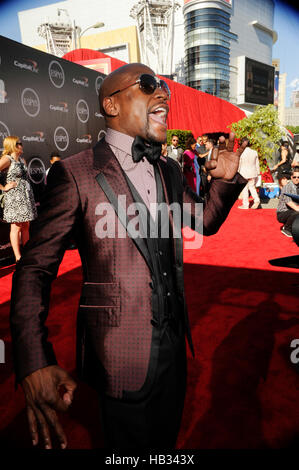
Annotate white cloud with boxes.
[288,78,299,89]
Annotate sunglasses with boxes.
[292,176,299,179]
[109,73,171,100]
[16,142,23,146]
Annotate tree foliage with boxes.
[229,105,284,171]
[286,125,299,135]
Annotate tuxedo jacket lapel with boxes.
[93,139,153,273]
[158,158,194,356]
[157,159,183,269]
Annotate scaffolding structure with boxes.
[130,0,180,76]
[37,9,79,57]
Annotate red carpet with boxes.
[0,202,298,449]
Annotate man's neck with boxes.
[105,127,134,155]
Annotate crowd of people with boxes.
[165,133,215,198]
[165,132,299,237]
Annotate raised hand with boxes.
[21,365,77,449]
[205,132,248,180]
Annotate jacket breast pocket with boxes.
[79,282,121,328]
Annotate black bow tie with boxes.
[131,136,162,165]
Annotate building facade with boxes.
[183,0,237,98]
[291,90,299,108]
[183,0,276,108]
[284,108,299,127]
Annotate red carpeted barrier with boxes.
[0,203,298,449]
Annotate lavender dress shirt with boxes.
[105,128,157,220]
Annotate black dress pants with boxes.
[99,328,187,449]
[277,210,298,232]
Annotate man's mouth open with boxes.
[148,107,168,127]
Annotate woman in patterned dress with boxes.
[0,136,37,262]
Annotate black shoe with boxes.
[281,226,293,238]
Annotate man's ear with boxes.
[102,96,119,117]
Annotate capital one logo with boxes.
[95,75,103,95]
[48,60,65,88]
[76,99,89,123]
[22,131,46,143]
[14,58,39,73]
[73,76,89,87]
[54,126,69,152]
[21,88,40,117]
[76,134,92,144]
[0,121,10,151]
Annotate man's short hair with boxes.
[207,138,215,146]
[171,134,179,140]
[292,166,299,174]
[50,152,61,160]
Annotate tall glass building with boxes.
[183,0,276,103]
[184,0,237,98]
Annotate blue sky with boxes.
[273,0,299,106]
[0,0,298,106]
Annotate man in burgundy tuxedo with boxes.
[10,63,247,449]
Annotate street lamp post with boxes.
[77,21,105,48]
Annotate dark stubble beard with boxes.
[145,119,167,144]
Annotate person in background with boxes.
[276,166,299,237]
[0,136,37,262]
[167,134,183,167]
[183,136,198,193]
[280,173,291,188]
[272,142,292,188]
[291,145,299,168]
[50,152,61,165]
[238,137,261,210]
[46,152,61,180]
[161,141,168,157]
[205,138,216,162]
[200,138,215,195]
[197,134,209,157]
[196,135,205,154]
